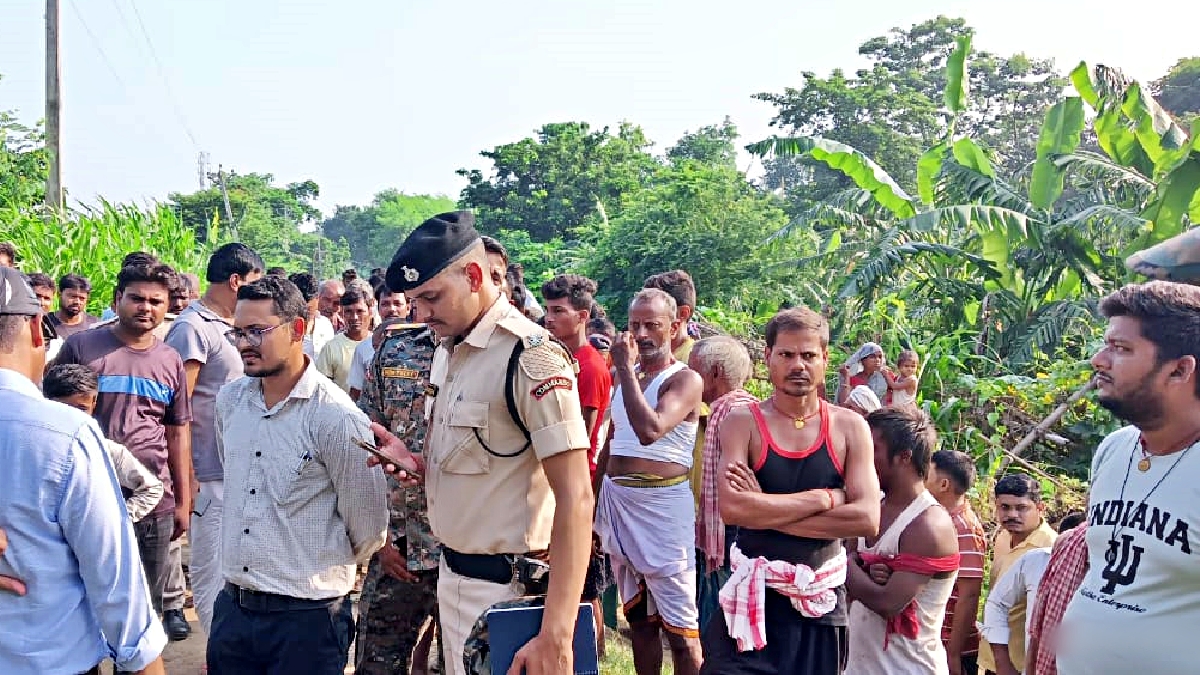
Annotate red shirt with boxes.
[574,344,612,479]
[942,502,987,656]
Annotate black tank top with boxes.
[734,400,848,624]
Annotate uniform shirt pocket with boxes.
[442,401,490,475]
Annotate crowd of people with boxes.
[0,213,1198,675]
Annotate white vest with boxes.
[846,490,955,675]
[609,361,697,468]
[1057,425,1200,675]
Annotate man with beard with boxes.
[1056,281,1200,675]
[208,275,387,673]
[594,288,705,675]
[371,212,593,675]
[166,242,264,636]
[53,263,193,631]
[316,288,371,392]
[49,274,100,338]
[976,474,1056,675]
[845,407,960,674]
[701,308,880,675]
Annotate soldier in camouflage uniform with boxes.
[356,320,443,675]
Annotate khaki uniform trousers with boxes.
[438,557,520,675]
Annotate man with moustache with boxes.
[1055,281,1200,675]
[976,474,1056,675]
[207,275,387,673]
[54,263,193,629]
[48,273,100,338]
[371,212,593,675]
[700,308,881,675]
[594,288,705,675]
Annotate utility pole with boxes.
[216,164,237,240]
[197,151,210,189]
[45,0,63,209]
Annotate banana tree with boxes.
[747,39,1117,367]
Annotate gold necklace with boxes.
[1139,429,1200,471]
[771,397,821,429]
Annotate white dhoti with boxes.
[594,474,699,636]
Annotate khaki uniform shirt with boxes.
[424,297,589,555]
[978,519,1058,673]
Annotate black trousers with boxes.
[700,590,848,675]
[207,585,355,675]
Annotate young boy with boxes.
[42,364,164,522]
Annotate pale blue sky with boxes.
[1,0,1196,213]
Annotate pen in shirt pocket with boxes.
[293,451,313,475]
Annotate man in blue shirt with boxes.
[0,266,167,674]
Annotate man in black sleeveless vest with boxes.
[700,307,881,675]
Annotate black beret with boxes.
[386,211,483,293]
[0,267,42,316]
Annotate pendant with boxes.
[1105,547,1117,565]
[794,419,806,430]
[1138,458,1152,472]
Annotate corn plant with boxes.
[0,199,214,313]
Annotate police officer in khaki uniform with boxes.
[369,212,594,675]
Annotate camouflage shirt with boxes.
[358,322,440,571]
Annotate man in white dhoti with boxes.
[594,288,705,675]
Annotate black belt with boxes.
[223,582,342,612]
[442,548,519,585]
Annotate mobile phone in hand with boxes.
[353,437,421,479]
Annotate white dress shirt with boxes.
[216,359,388,599]
[982,547,1053,657]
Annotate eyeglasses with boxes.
[225,323,286,348]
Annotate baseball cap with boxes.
[0,267,43,316]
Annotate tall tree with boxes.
[583,161,790,322]
[321,190,456,269]
[667,118,739,168]
[1152,57,1200,127]
[0,78,48,208]
[168,172,349,277]
[755,16,1063,206]
[457,121,659,241]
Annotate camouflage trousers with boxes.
[355,554,440,675]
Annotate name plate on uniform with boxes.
[382,367,421,379]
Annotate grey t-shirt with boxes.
[165,300,243,482]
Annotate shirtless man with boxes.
[594,288,705,675]
[701,307,880,675]
[845,407,960,674]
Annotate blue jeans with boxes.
[207,586,355,675]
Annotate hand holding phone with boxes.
[357,423,424,485]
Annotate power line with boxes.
[65,0,131,93]
[124,0,200,149]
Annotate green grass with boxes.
[601,628,674,675]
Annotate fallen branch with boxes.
[995,378,1098,477]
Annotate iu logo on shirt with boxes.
[1100,534,1144,594]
